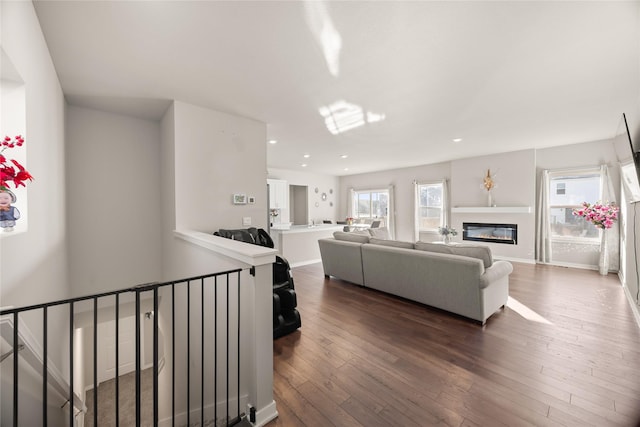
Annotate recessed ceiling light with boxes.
[344,167,349,171]
[340,154,348,159]
[301,163,308,167]
[452,138,463,143]
[303,154,311,158]
[268,139,277,144]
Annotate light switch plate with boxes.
[242,217,251,226]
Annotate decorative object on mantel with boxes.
[438,225,458,244]
[1,135,33,232]
[572,201,619,275]
[482,169,497,207]
[346,217,354,225]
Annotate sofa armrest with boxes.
[479,260,513,289]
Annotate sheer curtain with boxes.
[601,164,620,272]
[347,188,355,219]
[442,179,450,229]
[536,170,552,263]
[413,181,420,241]
[387,184,396,239]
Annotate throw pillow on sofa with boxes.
[368,227,390,239]
[333,231,371,243]
[369,237,415,249]
[415,241,493,268]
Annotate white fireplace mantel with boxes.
[451,206,532,214]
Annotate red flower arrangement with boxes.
[572,201,619,229]
[1,135,33,191]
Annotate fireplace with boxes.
[463,222,517,245]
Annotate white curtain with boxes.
[442,179,450,229]
[347,188,355,219]
[536,170,552,263]
[387,184,396,239]
[600,164,620,272]
[413,181,420,242]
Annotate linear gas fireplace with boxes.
[463,222,518,245]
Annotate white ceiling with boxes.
[33,1,640,176]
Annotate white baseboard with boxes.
[248,400,278,426]
[493,256,536,265]
[622,281,640,329]
[158,393,249,427]
[290,259,321,268]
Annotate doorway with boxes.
[289,185,308,225]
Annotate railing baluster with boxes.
[13,312,19,427]
[214,276,218,426]
[237,271,241,420]
[153,287,159,426]
[226,273,230,426]
[115,293,120,427]
[69,302,74,427]
[187,281,191,427]
[43,306,48,427]
[201,278,205,427]
[93,297,98,426]
[171,284,176,427]
[135,291,141,426]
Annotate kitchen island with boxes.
[270,224,343,267]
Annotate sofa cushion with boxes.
[368,227,390,239]
[333,231,371,243]
[415,242,493,268]
[369,238,415,249]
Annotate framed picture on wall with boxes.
[233,194,247,205]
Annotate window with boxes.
[548,170,601,240]
[417,182,444,231]
[354,189,388,219]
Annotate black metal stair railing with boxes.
[0,268,247,427]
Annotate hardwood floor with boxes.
[268,262,640,427]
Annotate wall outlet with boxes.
[242,217,251,226]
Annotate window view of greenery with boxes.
[356,190,388,218]
[549,173,600,239]
[418,183,443,230]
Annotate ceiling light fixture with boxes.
[301,164,308,167]
[340,154,348,159]
[303,154,311,158]
[268,139,277,144]
[452,138,463,143]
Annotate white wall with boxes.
[451,149,536,261]
[0,1,70,423]
[268,168,339,225]
[66,105,163,295]
[339,162,451,242]
[159,101,269,423]
[173,101,267,233]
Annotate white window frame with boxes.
[353,189,389,219]
[417,181,444,232]
[548,168,602,244]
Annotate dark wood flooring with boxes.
[269,262,640,427]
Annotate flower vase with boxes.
[487,191,493,207]
[598,230,609,275]
[443,234,451,244]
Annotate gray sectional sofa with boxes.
[318,231,513,325]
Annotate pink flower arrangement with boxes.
[572,201,619,229]
[1,135,33,191]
